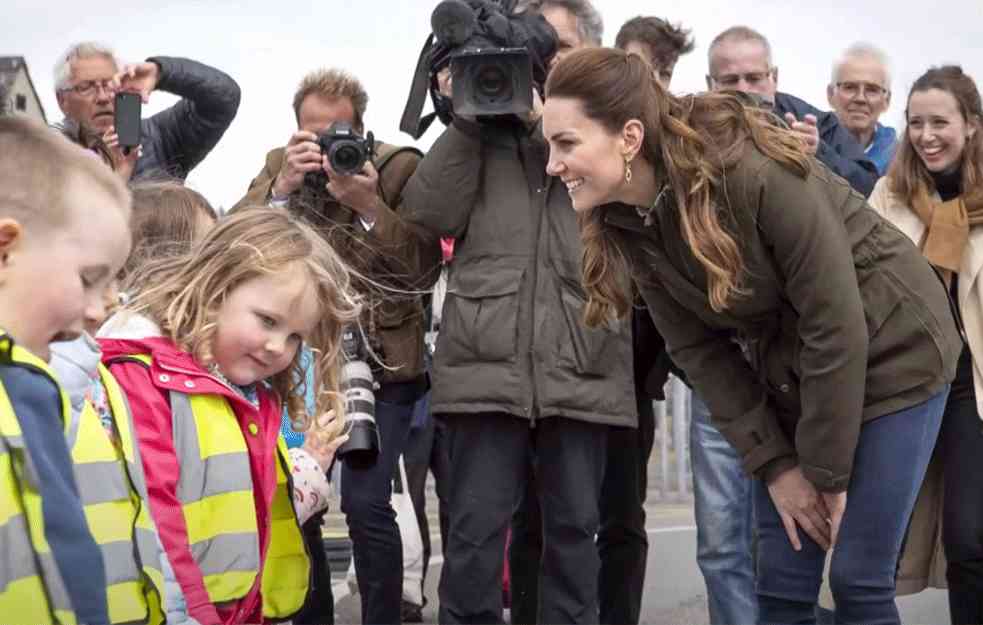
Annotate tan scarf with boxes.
[911,192,983,282]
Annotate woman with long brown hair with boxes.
[869,65,983,625]
[542,46,960,625]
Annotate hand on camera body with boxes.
[272,130,325,197]
[324,159,381,222]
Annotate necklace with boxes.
[636,182,668,227]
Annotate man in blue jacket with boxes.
[54,41,240,181]
[706,25,878,197]
[827,43,898,175]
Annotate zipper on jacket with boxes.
[522,133,547,429]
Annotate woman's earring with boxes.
[624,155,633,185]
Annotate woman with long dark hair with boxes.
[541,46,960,625]
[869,65,983,625]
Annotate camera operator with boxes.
[232,67,440,625]
[54,41,240,181]
[400,1,636,622]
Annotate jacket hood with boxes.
[49,333,101,416]
[97,311,205,374]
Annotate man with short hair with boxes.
[707,26,878,196]
[827,43,897,175]
[233,67,439,625]
[55,41,240,180]
[616,15,695,89]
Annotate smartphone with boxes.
[114,92,142,153]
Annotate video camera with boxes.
[400,0,558,138]
[303,121,375,191]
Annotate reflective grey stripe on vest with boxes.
[190,532,261,576]
[169,393,253,504]
[134,526,163,576]
[74,460,130,506]
[100,540,142,586]
[0,513,73,614]
[168,392,260,576]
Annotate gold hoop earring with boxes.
[624,156,633,185]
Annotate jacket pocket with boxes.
[556,285,626,377]
[437,264,524,365]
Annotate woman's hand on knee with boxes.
[766,465,832,551]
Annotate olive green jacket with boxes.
[400,120,637,426]
[231,142,441,385]
[606,146,960,491]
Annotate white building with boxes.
[0,57,46,123]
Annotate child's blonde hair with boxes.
[122,180,218,280]
[125,207,362,439]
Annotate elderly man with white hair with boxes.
[54,42,240,180]
[827,43,897,175]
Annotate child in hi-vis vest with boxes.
[99,208,361,624]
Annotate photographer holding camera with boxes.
[399,1,636,623]
[232,67,440,625]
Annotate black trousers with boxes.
[403,408,451,603]
[438,412,608,625]
[293,512,335,625]
[940,391,983,625]
[340,395,415,624]
[511,396,656,625]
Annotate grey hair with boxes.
[708,25,773,70]
[53,42,119,91]
[516,0,603,46]
[831,42,892,89]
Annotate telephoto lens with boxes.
[336,327,381,468]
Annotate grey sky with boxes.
[6,0,983,208]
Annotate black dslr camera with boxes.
[303,121,375,191]
[400,0,558,138]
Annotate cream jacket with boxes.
[869,176,983,419]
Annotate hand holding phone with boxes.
[114,92,142,155]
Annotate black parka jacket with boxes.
[132,56,241,180]
[401,120,637,427]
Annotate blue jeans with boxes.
[690,393,758,625]
[341,395,414,624]
[755,389,948,625]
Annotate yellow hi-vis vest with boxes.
[122,354,310,618]
[0,334,78,625]
[66,363,165,625]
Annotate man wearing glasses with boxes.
[54,42,240,181]
[706,26,878,197]
[827,43,897,175]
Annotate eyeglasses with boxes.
[61,79,114,98]
[835,81,888,100]
[711,70,774,89]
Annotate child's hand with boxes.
[301,411,348,472]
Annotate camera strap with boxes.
[399,34,439,140]
[372,144,424,207]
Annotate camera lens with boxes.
[475,62,511,101]
[330,141,364,174]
